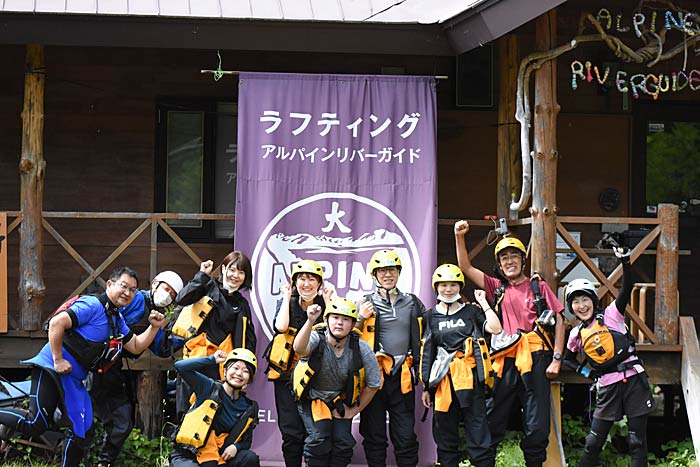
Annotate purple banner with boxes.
[235,72,437,466]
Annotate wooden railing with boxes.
[1,208,682,344]
[1,211,235,332]
[440,205,681,346]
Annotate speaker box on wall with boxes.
[456,44,494,108]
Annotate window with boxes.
[156,100,237,241]
[633,105,700,217]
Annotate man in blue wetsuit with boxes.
[0,266,167,467]
[90,270,184,467]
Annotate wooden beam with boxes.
[557,256,580,280]
[7,216,22,235]
[0,213,7,333]
[557,216,660,225]
[655,204,679,344]
[497,34,520,220]
[19,44,46,331]
[42,218,106,289]
[157,219,202,266]
[556,222,658,343]
[680,316,700,461]
[467,234,490,262]
[6,211,234,220]
[437,218,532,227]
[63,219,151,302]
[150,217,158,281]
[530,9,560,285]
[597,225,660,296]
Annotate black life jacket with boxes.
[45,294,124,372]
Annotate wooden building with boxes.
[0,0,699,463]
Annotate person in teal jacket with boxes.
[170,349,260,467]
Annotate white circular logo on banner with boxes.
[250,192,421,339]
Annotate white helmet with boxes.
[153,270,184,294]
[564,278,598,312]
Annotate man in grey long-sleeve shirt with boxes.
[356,249,426,467]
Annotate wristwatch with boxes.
[553,352,562,361]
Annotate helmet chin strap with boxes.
[328,329,348,348]
[373,274,398,295]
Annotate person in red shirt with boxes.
[454,220,565,467]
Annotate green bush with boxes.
[457,422,697,467]
[88,426,170,467]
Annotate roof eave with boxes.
[442,0,569,53]
[0,12,455,56]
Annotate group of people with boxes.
[0,220,655,467]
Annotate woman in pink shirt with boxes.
[564,246,654,467]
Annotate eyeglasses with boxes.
[113,281,137,295]
[498,253,522,263]
[376,267,398,275]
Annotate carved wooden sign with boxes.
[570,2,700,99]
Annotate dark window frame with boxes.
[154,97,235,243]
[631,102,699,217]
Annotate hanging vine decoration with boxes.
[510,0,700,216]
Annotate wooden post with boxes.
[531,11,563,467]
[529,11,560,284]
[547,382,565,467]
[135,370,165,438]
[0,213,7,333]
[655,203,679,344]
[150,216,158,280]
[497,34,521,220]
[680,316,700,461]
[19,44,46,331]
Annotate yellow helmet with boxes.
[369,249,402,275]
[494,237,527,260]
[224,348,258,377]
[432,264,465,291]
[323,297,358,321]
[291,259,324,285]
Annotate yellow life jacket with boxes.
[292,326,365,408]
[579,314,636,372]
[264,327,299,380]
[172,296,215,339]
[175,382,259,461]
[175,383,222,449]
[359,313,377,350]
